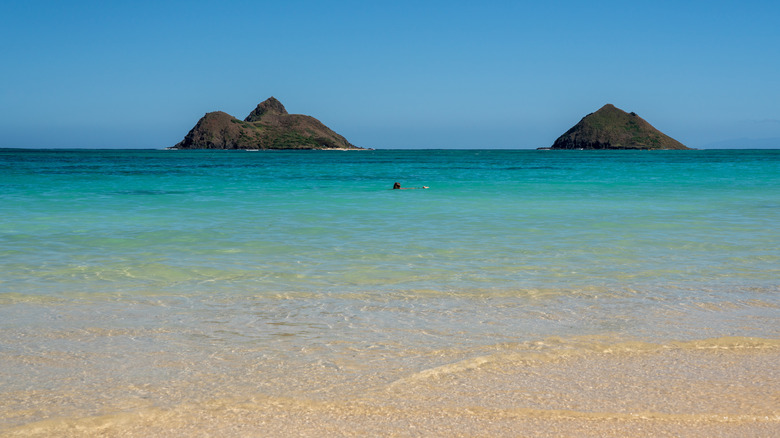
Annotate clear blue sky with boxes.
[2,0,779,149]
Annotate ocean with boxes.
[1,148,778,436]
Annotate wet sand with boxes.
[5,339,778,437]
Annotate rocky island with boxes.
[171,97,362,150]
[544,104,689,150]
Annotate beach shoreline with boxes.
[2,149,778,437]
[3,336,778,437]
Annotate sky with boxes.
[1,0,779,149]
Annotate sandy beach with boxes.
[4,337,778,437]
[2,149,778,437]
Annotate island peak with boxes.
[547,104,689,150]
[245,97,288,122]
[173,97,362,150]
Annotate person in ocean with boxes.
[393,182,428,189]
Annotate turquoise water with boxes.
[1,148,779,432]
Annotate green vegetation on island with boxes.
[546,104,689,150]
[172,97,362,150]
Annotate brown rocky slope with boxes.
[548,104,689,150]
[172,97,361,150]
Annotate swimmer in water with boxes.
[393,182,428,189]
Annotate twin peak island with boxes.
[171,98,689,151]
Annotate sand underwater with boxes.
[1,149,778,436]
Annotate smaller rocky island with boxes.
[544,104,689,150]
[171,97,362,150]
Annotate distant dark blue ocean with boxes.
[1,148,778,434]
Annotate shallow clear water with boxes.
[1,148,779,435]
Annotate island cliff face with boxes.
[173,97,361,150]
[549,104,689,150]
